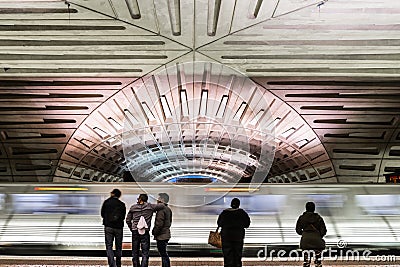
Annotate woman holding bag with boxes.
[296,202,327,267]
[217,198,251,267]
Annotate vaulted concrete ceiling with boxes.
[0,0,399,183]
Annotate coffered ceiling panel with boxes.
[0,0,398,184]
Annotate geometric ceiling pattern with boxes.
[121,62,280,185]
[0,0,399,183]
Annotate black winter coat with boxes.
[152,204,172,240]
[296,211,327,250]
[217,208,251,241]
[101,197,126,229]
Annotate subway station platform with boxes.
[0,256,399,267]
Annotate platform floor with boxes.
[0,256,399,267]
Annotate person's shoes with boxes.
[315,260,322,267]
[303,263,310,267]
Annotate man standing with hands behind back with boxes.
[101,188,126,267]
[152,193,172,267]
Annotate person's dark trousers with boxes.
[222,239,244,267]
[303,252,311,267]
[314,250,322,267]
[131,230,150,267]
[104,226,123,267]
[156,240,170,267]
[303,250,322,267]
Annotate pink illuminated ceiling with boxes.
[0,0,399,183]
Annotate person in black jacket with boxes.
[101,188,126,267]
[152,193,172,267]
[296,202,327,267]
[217,198,250,267]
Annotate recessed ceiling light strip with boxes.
[167,0,181,35]
[207,0,222,36]
[124,0,141,19]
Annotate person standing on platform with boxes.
[152,193,172,267]
[296,201,327,267]
[126,193,165,267]
[101,188,126,267]
[217,198,251,267]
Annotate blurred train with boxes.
[0,183,400,255]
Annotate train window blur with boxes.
[305,194,346,216]
[10,194,102,214]
[195,195,286,215]
[0,193,4,211]
[356,195,400,215]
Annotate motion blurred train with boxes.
[0,183,399,255]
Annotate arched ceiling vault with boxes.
[0,0,399,183]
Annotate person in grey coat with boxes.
[152,193,172,267]
[126,194,164,267]
[296,202,327,267]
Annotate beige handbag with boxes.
[208,227,222,248]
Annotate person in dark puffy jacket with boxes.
[296,202,327,267]
[152,193,172,267]
[217,198,250,267]
[101,188,126,267]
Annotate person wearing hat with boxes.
[101,188,126,267]
[217,198,251,267]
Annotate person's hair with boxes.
[111,188,121,198]
[158,193,169,204]
[231,198,240,209]
[138,193,148,202]
[306,201,315,212]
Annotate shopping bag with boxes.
[208,227,222,248]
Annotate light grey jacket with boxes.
[126,202,164,231]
